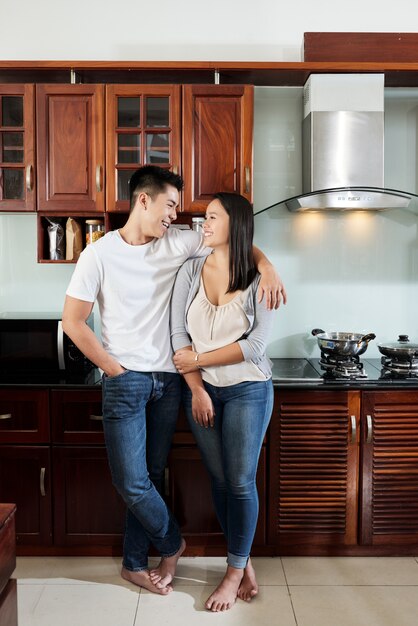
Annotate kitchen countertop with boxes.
[1,359,418,390]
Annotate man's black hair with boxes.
[129,166,184,212]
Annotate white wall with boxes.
[1,0,418,61]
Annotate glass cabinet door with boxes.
[106,85,181,212]
[0,85,35,211]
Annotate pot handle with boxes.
[311,328,325,336]
[358,333,376,345]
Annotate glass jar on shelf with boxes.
[85,219,105,245]
[191,217,205,233]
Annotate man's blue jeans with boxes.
[183,378,273,569]
[102,370,182,571]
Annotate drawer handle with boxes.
[40,467,46,497]
[0,413,12,420]
[89,414,103,421]
[350,415,356,444]
[366,414,373,444]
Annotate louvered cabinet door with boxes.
[360,391,418,547]
[269,390,360,554]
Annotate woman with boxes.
[170,192,276,612]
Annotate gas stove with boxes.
[319,352,367,379]
[380,356,418,379]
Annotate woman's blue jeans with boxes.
[102,370,182,571]
[183,378,273,569]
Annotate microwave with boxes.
[0,312,94,375]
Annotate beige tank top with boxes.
[186,279,268,387]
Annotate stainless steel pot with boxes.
[377,335,418,361]
[312,328,376,357]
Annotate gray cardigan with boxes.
[170,256,274,379]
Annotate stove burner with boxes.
[319,352,367,379]
[380,356,418,378]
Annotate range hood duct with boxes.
[282,74,418,213]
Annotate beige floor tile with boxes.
[290,585,418,626]
[15,556,136,587]
[17,582,139,626]
[153,556,286,587]
[135,585,296,625]
[282,556,418,586]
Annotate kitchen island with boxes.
[1,359,418,556]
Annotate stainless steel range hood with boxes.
[267,74,418,213]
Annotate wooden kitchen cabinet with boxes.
[36,84,105,213]
[0,389,51,547]
[0,84,35,212]
[105,84,181,213]
[269,390,360,554]
[182,85,254,212]
[360,391,418,549]
[168,446,266,553]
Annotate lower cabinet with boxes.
[270,389,418,555]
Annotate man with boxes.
[62,165,286,595]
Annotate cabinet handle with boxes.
[350,415,356,443]
[172,165,178,175]
[26,165,34,191]
[244,166,251,194]
[89,414,103,421]
[164,467,170,497]
[40,467,46,497]
[96,165,102,192]
[366,414,373,444]
[0,413,12,420]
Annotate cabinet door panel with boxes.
[0,446,51,546]
[53,446,125,546]
[361,391,418,547]
[182,85,253,212]
[269,390,360,553]
[36,84,104,212]
[51,389,103,444]
[0,84,35,211]
[0,389,49,444]
[168,446,266,548]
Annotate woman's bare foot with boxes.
[205,566,243,612]
[121,567,172,594]
[149,537,186,589]
[238,558,259,602]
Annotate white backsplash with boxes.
[1,86,418,358]
[253,86,418,358]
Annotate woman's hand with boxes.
[258,265,287,310]
[191,387,215,428]
[173,349,200,374]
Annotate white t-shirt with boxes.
[66,228,207,372]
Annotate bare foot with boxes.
[238,558,259,602]
[205,566,243,612]
[121,567,172,595]
[149,537,186,589]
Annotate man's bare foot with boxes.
[205,566,243,612]
[238,558,259,602]
[149,537,186,589]
[121,567,172,595]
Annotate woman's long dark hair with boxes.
[214,192,257,293]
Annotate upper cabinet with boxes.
[182,85,254,212]
[0,84,35,212]
[105,85,181,212]
[36,84,105,212]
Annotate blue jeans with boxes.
[183,378,273,569]
[102,370,182,571]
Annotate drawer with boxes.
[51,389,103,444]
[0,390,49,443]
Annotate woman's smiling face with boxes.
[203,199,230,248]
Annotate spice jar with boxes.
[192,217,205,233]
[85,219,105,245]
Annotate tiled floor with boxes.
[15,555,418,625]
